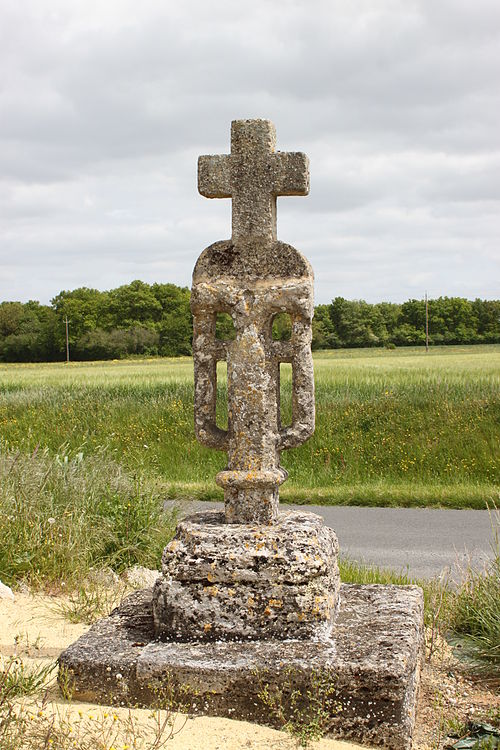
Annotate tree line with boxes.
[0,280,499,362]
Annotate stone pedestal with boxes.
[153,510,340,642]
[58,580,424,750]
[58,509,424,749]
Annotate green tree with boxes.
[0,301,58,361]
[330,297,386,347]
[312,305,340,349]
[152,283,192,356]
[107,280,162,328]
[51,287,108,347]
[472,299,500,342]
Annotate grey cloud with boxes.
[0,0,499,306]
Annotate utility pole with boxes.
[65,317,70,363]
[425,292,429,353]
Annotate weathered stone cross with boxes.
[192,119,315,524]
[198,119,309,243]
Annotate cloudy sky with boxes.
[1,0,499,306]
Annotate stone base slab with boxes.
[58,584,424,749]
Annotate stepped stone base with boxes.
[58,584,424,750]
[153,510,340,642]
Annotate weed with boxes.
[339,556,414,585]
[52,583,125,625]
[0,446,176,587]
[256,667,342,748]
[145,676,194,748]
[57,665,74,702]
[0,656,55,699]
[1,669,191,750]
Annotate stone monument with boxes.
[59,120,424,750]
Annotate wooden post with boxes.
[65,317,70,363]
[425,292,429,353]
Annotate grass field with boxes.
[0,344,499,509]
[1,346,499,684]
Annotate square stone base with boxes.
[154,510,341,642]
[58,584,424,750]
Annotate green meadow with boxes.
[1,344,499,509]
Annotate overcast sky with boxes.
[1,0,499,306]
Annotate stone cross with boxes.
[198,119,309,242]
[192,119,315,524]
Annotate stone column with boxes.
[193,119,314,524]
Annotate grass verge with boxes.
[446,508,500,684]
[0,445,176,588]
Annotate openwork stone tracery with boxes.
[153,120,339,641]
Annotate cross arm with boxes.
[272,152,310,196]
[198,154,232,198]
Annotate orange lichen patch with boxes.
[203,623,212,633]
[206,572,215,583]
[227,588,236,598]
[268,599,283,608]
[263,607,272,616]
[203,585,218,597]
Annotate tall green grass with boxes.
[0,445,176,587]
[0,345,499,507]
[447,507,500,682]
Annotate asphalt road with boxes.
[294,504,496,581]
[169,500,496,581]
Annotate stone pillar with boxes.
[192,119,315,524]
